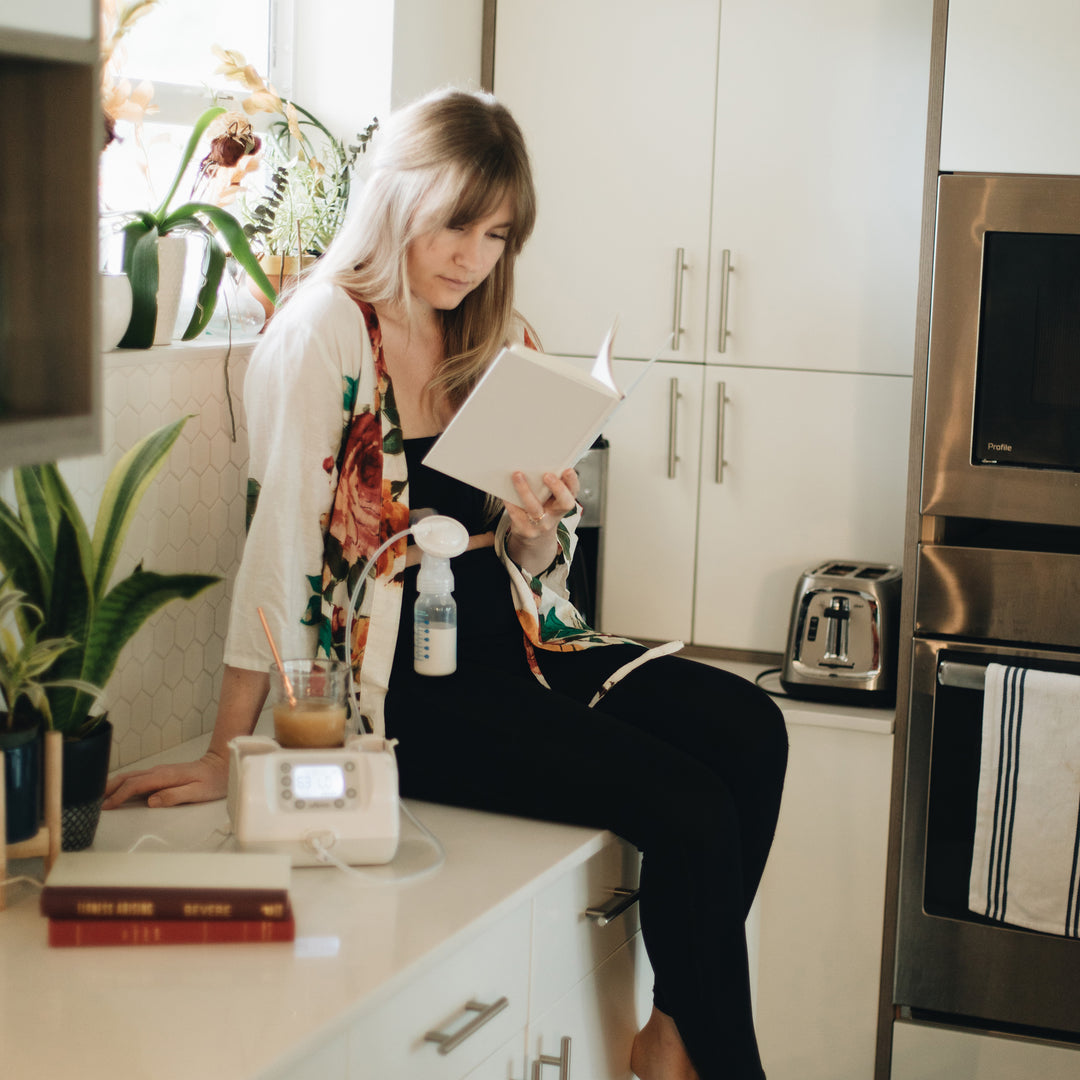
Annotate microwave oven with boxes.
[921,173,1080,528]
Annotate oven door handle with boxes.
[937,660,986,690]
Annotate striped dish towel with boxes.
[969,664,1080,937]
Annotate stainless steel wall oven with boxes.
[893,172,1080,1047]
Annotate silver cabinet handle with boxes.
[585,887,640,926]
[424,997,509,1055]
[532,1036,572,1080]
[671,247,688,349]
[717,248,734,353]
[715,380,728,484]
[667,377,681,479]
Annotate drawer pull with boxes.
[585,887,640,926]
[424,997,509,1055]
[533,1035,572,1079]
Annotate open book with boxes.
[423,323,654,506]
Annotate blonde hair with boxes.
[310,87,537,412]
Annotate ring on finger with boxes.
[528,511,547,526]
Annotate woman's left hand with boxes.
[505,468,580,575]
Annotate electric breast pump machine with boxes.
[227,513,469,869]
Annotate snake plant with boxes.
[0,417,220,736]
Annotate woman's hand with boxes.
[505,468,580,576]
[102,665,269,810]
[102,751,230,809]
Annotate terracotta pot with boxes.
[248,254,317,326]
[0,718,42,845]
[60,718,113,851]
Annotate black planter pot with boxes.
[1,719,42,845]
[61,718,113,851]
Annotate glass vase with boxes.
[204,256,266,341]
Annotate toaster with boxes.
[780,560,902,706]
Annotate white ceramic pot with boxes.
[99,273,132,352]
[153,235,188,345]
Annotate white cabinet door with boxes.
[706,0,931,375]
[599,359,703,641]
[527,933,653,1080]
[493,0,720,362]
[463,1033,527,1080]
[692,367,911,653]
[754,718,894,1080]
[940,0,1080,176]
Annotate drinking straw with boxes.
[257,606,297,708]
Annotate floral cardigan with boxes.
[223,282,680,735]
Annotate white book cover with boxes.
[423,323,626,505]
[44,851,292,891]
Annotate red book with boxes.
[40,851,292,921]
[48,914,296,947]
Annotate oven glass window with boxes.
[973,231,1080,471]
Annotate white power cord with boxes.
[304,800,446,885]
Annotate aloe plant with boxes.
[0,417,220,736]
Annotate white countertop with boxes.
[1,731,616,1080]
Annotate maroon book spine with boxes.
[40,887,291,921]
[48,915,296,947]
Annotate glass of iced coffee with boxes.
[270,659,348,749]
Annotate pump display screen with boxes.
[291,764,346,800]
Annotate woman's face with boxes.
[406,194,514,312]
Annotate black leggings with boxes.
[385,646,788,1080]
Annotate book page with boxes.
[423,342,622,506]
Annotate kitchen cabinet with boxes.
[333,834,649,1080]
[495,0,929,652]
[0,8,100,467]
[495,0,930,377]
[602,360,910,651]
[753,694,895,1080]
[939,0,1080,177]
[493,0,719,363]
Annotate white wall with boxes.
[391,0,485,108]
[289,0,484,144]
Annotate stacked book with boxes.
[40,851,294,946]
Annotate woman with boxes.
[104,88,787,1080]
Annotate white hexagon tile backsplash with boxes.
[59,342,256,769]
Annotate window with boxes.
[100,0,292,260]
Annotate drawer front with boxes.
[346,903,530,1080]
[531,838,642,1018]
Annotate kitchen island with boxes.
[0,731,650,1080]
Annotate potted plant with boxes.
[114,105,279,348]
[0,588,101,845]
[99,2,277,347]
[0,416,221,848]
[214,46,377,318]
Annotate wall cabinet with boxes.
[602,359,910,651]
[0,10,100,467]
[495,0,930,377]
[495,0,930,652]
[940,0,1080,176]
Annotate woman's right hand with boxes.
[102,750,230,809]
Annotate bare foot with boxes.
[630,1007,701,1080]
